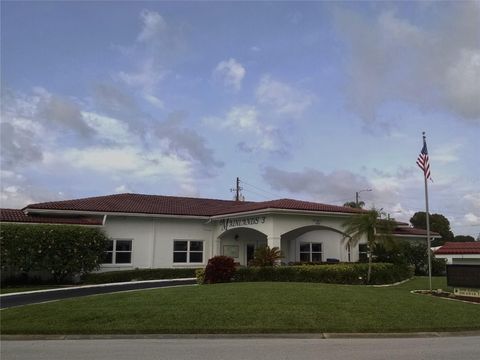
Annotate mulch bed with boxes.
[412,290,480,304]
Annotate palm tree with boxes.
[342,208,395,283]
[250,246,283,267]
[343,201,365,209]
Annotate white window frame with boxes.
[173,240,205,264]
[299,242,323,263]
[103,239,133,266]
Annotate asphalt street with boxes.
[0,279,197,309]
[2,336,480,360]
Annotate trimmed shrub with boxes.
[233,263,414,285]
[204,256,236,284]
[195,268,205,284]
[1,224,108,284]
[82,268,198,284]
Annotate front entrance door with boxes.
[246,244,255,265]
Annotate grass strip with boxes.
[1,277,478,334]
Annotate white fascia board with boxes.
[393,234,442,239]
[435,254,480,259]
[210,208,357,220]
[24,208,210,220]
[0,221,102,227]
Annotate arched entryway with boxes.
[218,227,267,265]
[281,225,349,263]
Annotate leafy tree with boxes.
[410,212,454,246]
[343,201,365,209]
[342,208,395,283]
[453,235,475,242]
[250,246,283,267]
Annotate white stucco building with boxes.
[1,193,435,270]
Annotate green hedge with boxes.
[233,263,414,285]
[1,224,108,283]
[82,268,198,284]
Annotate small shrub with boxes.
[204,256,236,284]
[195,268,205,285]
[249,246,283,267]
[82,268,197,284]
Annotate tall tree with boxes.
[410,212,454,246]
[342,208,395,283]
[453,235,475,242]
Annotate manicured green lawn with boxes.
[1,277,478,334]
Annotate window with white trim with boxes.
[299,242,322,263]
[103,239,132,264]
[173,240,204,263]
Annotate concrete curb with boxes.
[2,331,480,341]
[0,278,197,297]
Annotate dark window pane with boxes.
[300,243,310,252]
[311,243,322,252]
[190,241,203,251]
[103,252,113,264]
[312,253,322,262]
[300,253,310,262]
[189,252,203,263]
[116,252,131,264]
[173,252,187,263]
[106,240,114,251]
[116,240,132,251]
[174,241,188,251]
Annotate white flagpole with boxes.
[422,132,432,291]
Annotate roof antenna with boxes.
[230,177,244,202]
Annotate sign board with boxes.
[220,216,266,231]
[446,265,480,289]
[454,288,480,298]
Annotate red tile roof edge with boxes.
[434,242,480,255]
[23,193,367,217]
[0,209,103,226]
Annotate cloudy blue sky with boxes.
[1,1,479,236]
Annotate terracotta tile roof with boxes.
[24,193,365,217]
[435,242,480,255]
[393,226,441,238]
[0,209,103,226]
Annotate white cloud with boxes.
[334,3,480,126]
[115,184,133,193]
[137,10,168,44]
[430,142,463,164]
[464,213,479,225]
[204,105,285,153]
[255,75,314,118]
[213,58,246,91]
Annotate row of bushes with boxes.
[197,259,414,285]
[82,268,197,284]
[236,263,414,285]
[1,224,108,284]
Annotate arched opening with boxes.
[218,227,267,265]
[281,225,349,264]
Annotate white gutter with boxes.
[209,207,361,220]
[24,208,210,220]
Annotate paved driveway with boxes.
[0,279,197,309]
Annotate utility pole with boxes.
[231,177,243,201]
[355,189,372,207]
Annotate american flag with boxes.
[416,136,431,180]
